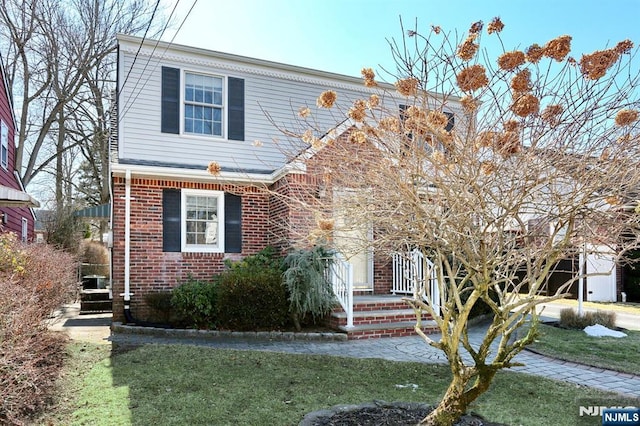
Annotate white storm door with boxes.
[333,193,373,291]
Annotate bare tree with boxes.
[278,18,640,425]
[0,0,161,194]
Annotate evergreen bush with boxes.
[171,277,218,329]
[282,245,336,330]
[216,248,288,331]
[216,267,289,331]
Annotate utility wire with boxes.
[119,0,198,122]
[118,0,162,105]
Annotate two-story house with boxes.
[0,53,38,241]
[112,34,463,328]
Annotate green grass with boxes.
[530,323,640,375]
[43,342,640,426]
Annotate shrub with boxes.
[216,249,287,331]
[559,308,617,329]
[283,246,335,330]
[224,245,283,272]
[216,267,289,331]
[143,291,174,325]
[0,233,76,424]
[171,277,218,329]
[78,240,110,277]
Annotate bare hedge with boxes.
[0,233,77,424]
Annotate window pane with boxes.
[185,194,220,247]
[184,74,224,136]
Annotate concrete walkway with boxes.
[50,304,640,399]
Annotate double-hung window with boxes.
[1,120,8,170]
[181,189,225,252]
[184,73,223,137]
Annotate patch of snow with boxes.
[395,383,419,391]
[584,324,627,338]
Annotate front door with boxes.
[333,193,373,291]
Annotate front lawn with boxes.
[42,342,640,426]
[530,323,640,375]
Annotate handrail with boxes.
[392,249,440,316]
[325,252,354,328]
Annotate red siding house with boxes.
[112,35,462,332]
[0,53,38,240]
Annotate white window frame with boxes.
[183,71,225,138]
[181,189,225,253]
[1,119,8,170]
[21,217,28,242]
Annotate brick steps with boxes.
[330,296,438,340]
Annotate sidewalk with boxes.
[50,304,640,399]
[48,303,112,344]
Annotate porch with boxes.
[327,250,440,339]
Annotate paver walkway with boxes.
[109,322,640,399]
[51,304,640,399]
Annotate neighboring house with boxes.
[0,53,38,241]
[112,34,464,323]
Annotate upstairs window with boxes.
[1,120,8,170]
[184,73,223,137]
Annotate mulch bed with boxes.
[300,401,507,426]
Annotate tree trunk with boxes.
[419,368,496,426]
[55,110,65,212]
[291,312,302,332]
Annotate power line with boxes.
[118,0,162,105]
[119,0,199,122]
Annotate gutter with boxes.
[110,162,306,185]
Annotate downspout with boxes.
[123,169,134,322]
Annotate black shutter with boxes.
[444,111,454,132]
[224,193,242,253]
[163,189,181,252]
[161,67,180,134]
[227,77,244,141]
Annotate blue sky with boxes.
[163,0,640,78]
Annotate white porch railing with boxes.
[392,249,440,316]
[325,252,354,328]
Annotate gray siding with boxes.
[118,47,386,172]
[117,37,463,173]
